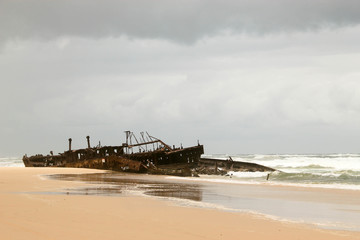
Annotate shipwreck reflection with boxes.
[49,172,203,201]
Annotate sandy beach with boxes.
[1,168,360,240]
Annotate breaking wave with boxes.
[0,157,24,167]
[204,153,360,190]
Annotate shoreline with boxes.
[166,174,360,199]
[1,167,360,240]
[46,171,360,231]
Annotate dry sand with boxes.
[1,167,359,240]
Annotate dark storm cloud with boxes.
[1,0,360,44]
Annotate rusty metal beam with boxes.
[126,140,161,148]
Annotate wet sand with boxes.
[1,168,360,240]
[49,172,360,231]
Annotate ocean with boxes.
[1,154,360,190]
[201,153,360,190]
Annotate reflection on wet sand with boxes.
[49,172,203,201]
[48,172,360,231]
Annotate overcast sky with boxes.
[1,0,360,156]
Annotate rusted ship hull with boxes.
[22,147,204,174]
[23,132,276,176]
[22,132,205,175]
[62,156,146,172]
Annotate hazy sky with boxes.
[1,0,360,156]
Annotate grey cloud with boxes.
[1,13,360,156]
[1,0,360,44]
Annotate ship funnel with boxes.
[68,138,72,151]
[86,136,91,148]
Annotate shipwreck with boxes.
[23,131,276,176]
